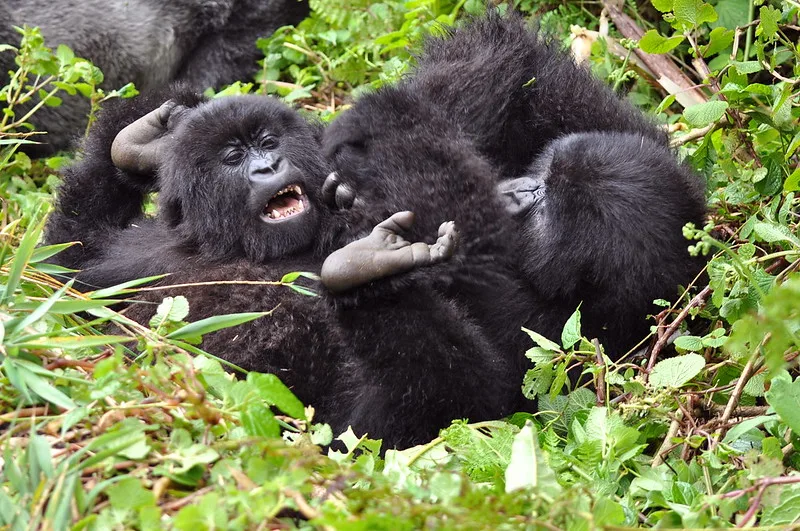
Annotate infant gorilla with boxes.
[44,13,706,447]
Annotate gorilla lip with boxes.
[261,184,307,222]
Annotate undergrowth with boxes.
[0,0,799,528]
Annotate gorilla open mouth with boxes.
[261,184,308,222]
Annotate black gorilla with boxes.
[43,13,706,447]
[44,89,522,449]
[0,0,309,155]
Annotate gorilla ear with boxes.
[163,198,184,228]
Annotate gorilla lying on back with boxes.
[0,0,309,155]
[44,88,523,449]
[44,13,706,447]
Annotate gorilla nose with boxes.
[249,155,285,181]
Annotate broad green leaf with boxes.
[673,0,717,28]
[683,100,728,127]
[241,401,280,438]
[673,335,704,351]
[651,0,673,12]
[246,372,306,419]
[753,222,800,247]
[105,477,155,511]
[560,308,582,349]
[731,61,761,74]
[722,414,777,443]
[522,327,561,352]
[649,353,706,388]
[150,295,190,329]
[785,168,800,193]
[765,372,800,434]
[639,30,684,54]
[504,420,561,496]
[761,483,800,526]
[166,312,269,340]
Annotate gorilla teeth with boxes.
[263,185,307,222]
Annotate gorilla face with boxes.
[158,96,329,262]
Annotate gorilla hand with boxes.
[321,171,357,210]
[321,211,458,293]
[111,100,190,178]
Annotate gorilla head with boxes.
[153,96,329,262]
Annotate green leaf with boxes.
[246,372,306,419]
[560,308,582,349]
[753,222,800,247]
[649,353,706,388]
[651,0,674,12]
[766,372,800,434]
[241,401,280,438]
[505,421,561,496]
[683,100,728,127]
[673,0,717,28]
[166,311,269,340]
[522,327,561,352]
[2,210,46,304]
[639,30,684,54]
[757,6,780,39]
[149,296,190,329]
[673,335,704,352]
[731,61,762,74]
[88,274,168,298]
[105,477,155,511]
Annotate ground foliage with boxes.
[0,0,799,528]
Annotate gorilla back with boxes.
[0,0,309,155]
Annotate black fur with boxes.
[43,13,706,447]
[0,0,309,155]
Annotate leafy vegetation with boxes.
[0,0,799,528]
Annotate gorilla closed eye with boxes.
[258,134,279,150]
[222,148,246,165]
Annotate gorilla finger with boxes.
[335,181,357,210]
[321,172,340,207]
[430,226,458,262]
[408,242,434,266]
[374,211,415,235]
[437,220,455,238]
[154,100,179,126]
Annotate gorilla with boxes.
[0,0,309,155]
[43,13,706,447]
[44,89,523,449]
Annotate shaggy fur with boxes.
[43,13,706,447]
[0,0,309,155]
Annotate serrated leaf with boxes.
[753,222,800,247]
[639,30,684,54]
[766,372,800,434]
[684,100,728,127]
[246,372,306,419]
[673,0,717,28]
[150,296,190,329]
[674,335,704,351]
[649,353,706,388]
[758,6,780,39]
[731,61,761,74]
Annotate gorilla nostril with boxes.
[250,155,284,180]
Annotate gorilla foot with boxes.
[111,100,190,177]
[321,211,458,293]
[497,175,545,218]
